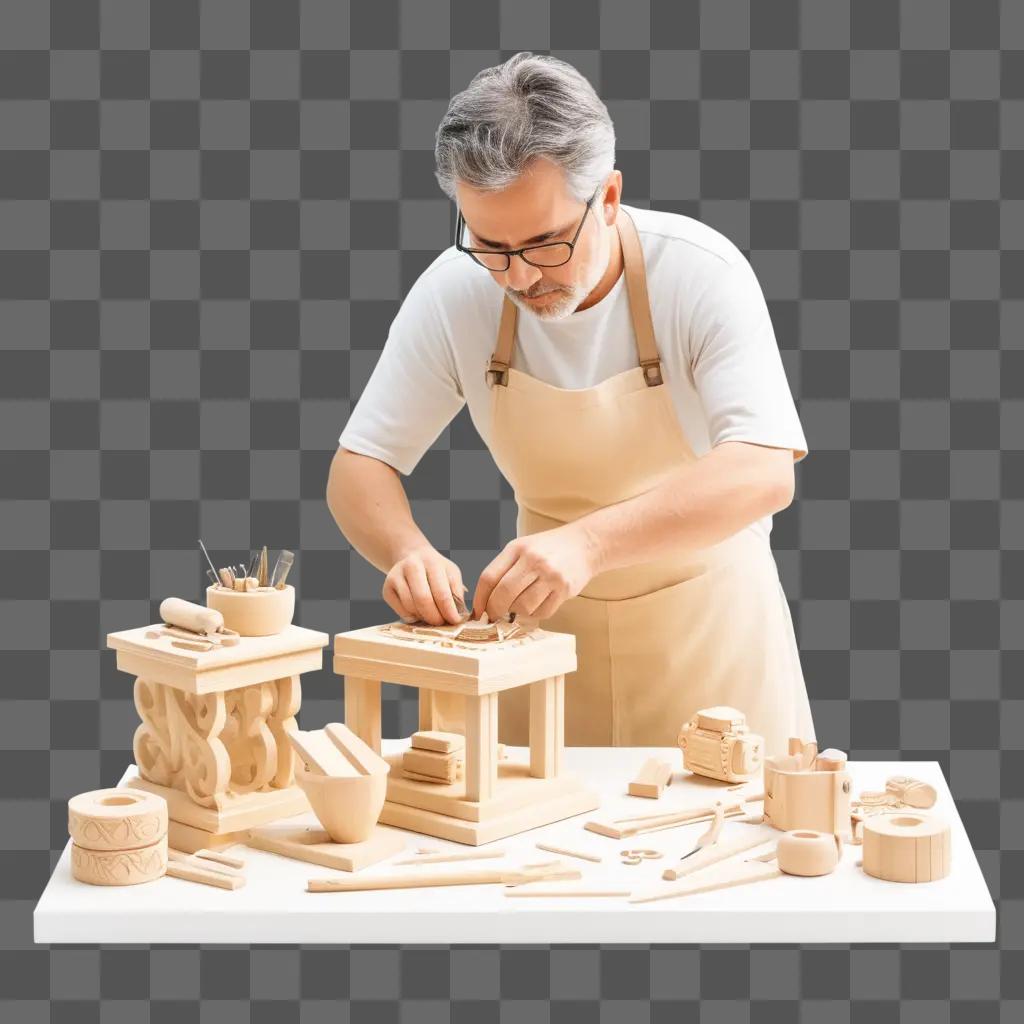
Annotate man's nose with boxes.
[502,254,542,292]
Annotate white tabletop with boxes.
[34,744,995,945]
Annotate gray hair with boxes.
[434,51,616,205]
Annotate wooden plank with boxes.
[343,677,382,754]
[464,693,497,803]
[324,721,389,776]
[247,823,406,872]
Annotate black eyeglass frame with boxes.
[453,182,603,271]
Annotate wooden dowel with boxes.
[535,842,602,864]
[166,858,245,890]
[393,849,505,866]
[505,889,630,898]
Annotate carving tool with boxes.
[198,539,220,585]
[271,549,294,589]
[671,800,725,866]
[307,860,582,893]
[661,827,778,881]
[258,546,269,587]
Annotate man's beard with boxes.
[506,253,607,322]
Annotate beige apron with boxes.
[434,209,815,760]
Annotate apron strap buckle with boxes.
[640,358,664,386]
[486,358,509,389]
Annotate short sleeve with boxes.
[338,270,466,476]
[688,256,808,463]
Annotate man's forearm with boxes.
[573,441,795,575]
[326,449,433,574]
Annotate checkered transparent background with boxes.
[1,0,1020,1017]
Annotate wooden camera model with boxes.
[677,706,763,783]
[763,738,852,835]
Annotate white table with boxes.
[34,745,995,945]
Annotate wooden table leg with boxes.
[344,677,382,754]
[529,674,564,779]
[464,693,498,802]
[418,689,437,732]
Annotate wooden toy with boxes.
[295,766,389,844]
[627,757,673,798]
[763,737,851,835]
[166,848,245,890]
[411,730,464,754]
[585,792,763,840]
[535,842,602,863]
[884,775,937,809]
[306,860,582,893]
[247,821,406,872]
[332,620,599,845]
[71,837,168,886]
[68,788,167,852]
[662,826,778,880]
[206,583,295,637]
[677,706,764,783]
[862,813,950,883]
[776,830,843,876]
[107,622,329,851]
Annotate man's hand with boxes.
[383,545,466,626]
[471,523,601,622]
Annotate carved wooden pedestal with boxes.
[107,624,330,852]
[333,622,600,845]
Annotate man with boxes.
[327,52,816,757]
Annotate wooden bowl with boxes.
[205,584,294,636]
[295,767,389,844]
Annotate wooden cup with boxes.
[205,584,294,636]
[295,766,389,844]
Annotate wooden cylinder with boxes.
[862,813,950,883]
[206,584,294,636]
[776,829,842,876]
[159,597,224,636]
[71,836,167,886]
[68,788,168,852]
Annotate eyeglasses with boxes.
[454,183,602,272]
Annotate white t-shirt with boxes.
[339,203,809,541]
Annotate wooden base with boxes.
[167,821,252,855]
[378,781,600,846]
[123,775,309,845]
[383,751,592,824]
[247,822,406,872]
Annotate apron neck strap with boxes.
[487,206,664,389]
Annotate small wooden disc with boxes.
[71,836,168,886]
[68,788,168,852]
[862,813,950,883]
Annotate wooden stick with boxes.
[168,847,244,878]
[393,849,505,866]
[505,889,630,898]
[166,858,245,890]
[631,860,782,904]
[586,794,764,840]
[193,848,245,870]
[535,842,602,864]
[307,862,581,893]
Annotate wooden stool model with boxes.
[107,623,330,852]
[333,621,600,845]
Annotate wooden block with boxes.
[464,693,498,803]
[411,730,465,754]
[71,836,167,886]
[324,721,389,776]
[627,757,674,799]
[343,677,382,754]
[402,747,461,781]
[166,820,250,855]
[862,812,950,883]
[247,822,406,872]
[402,766,461,785]
[286,728,360,777]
